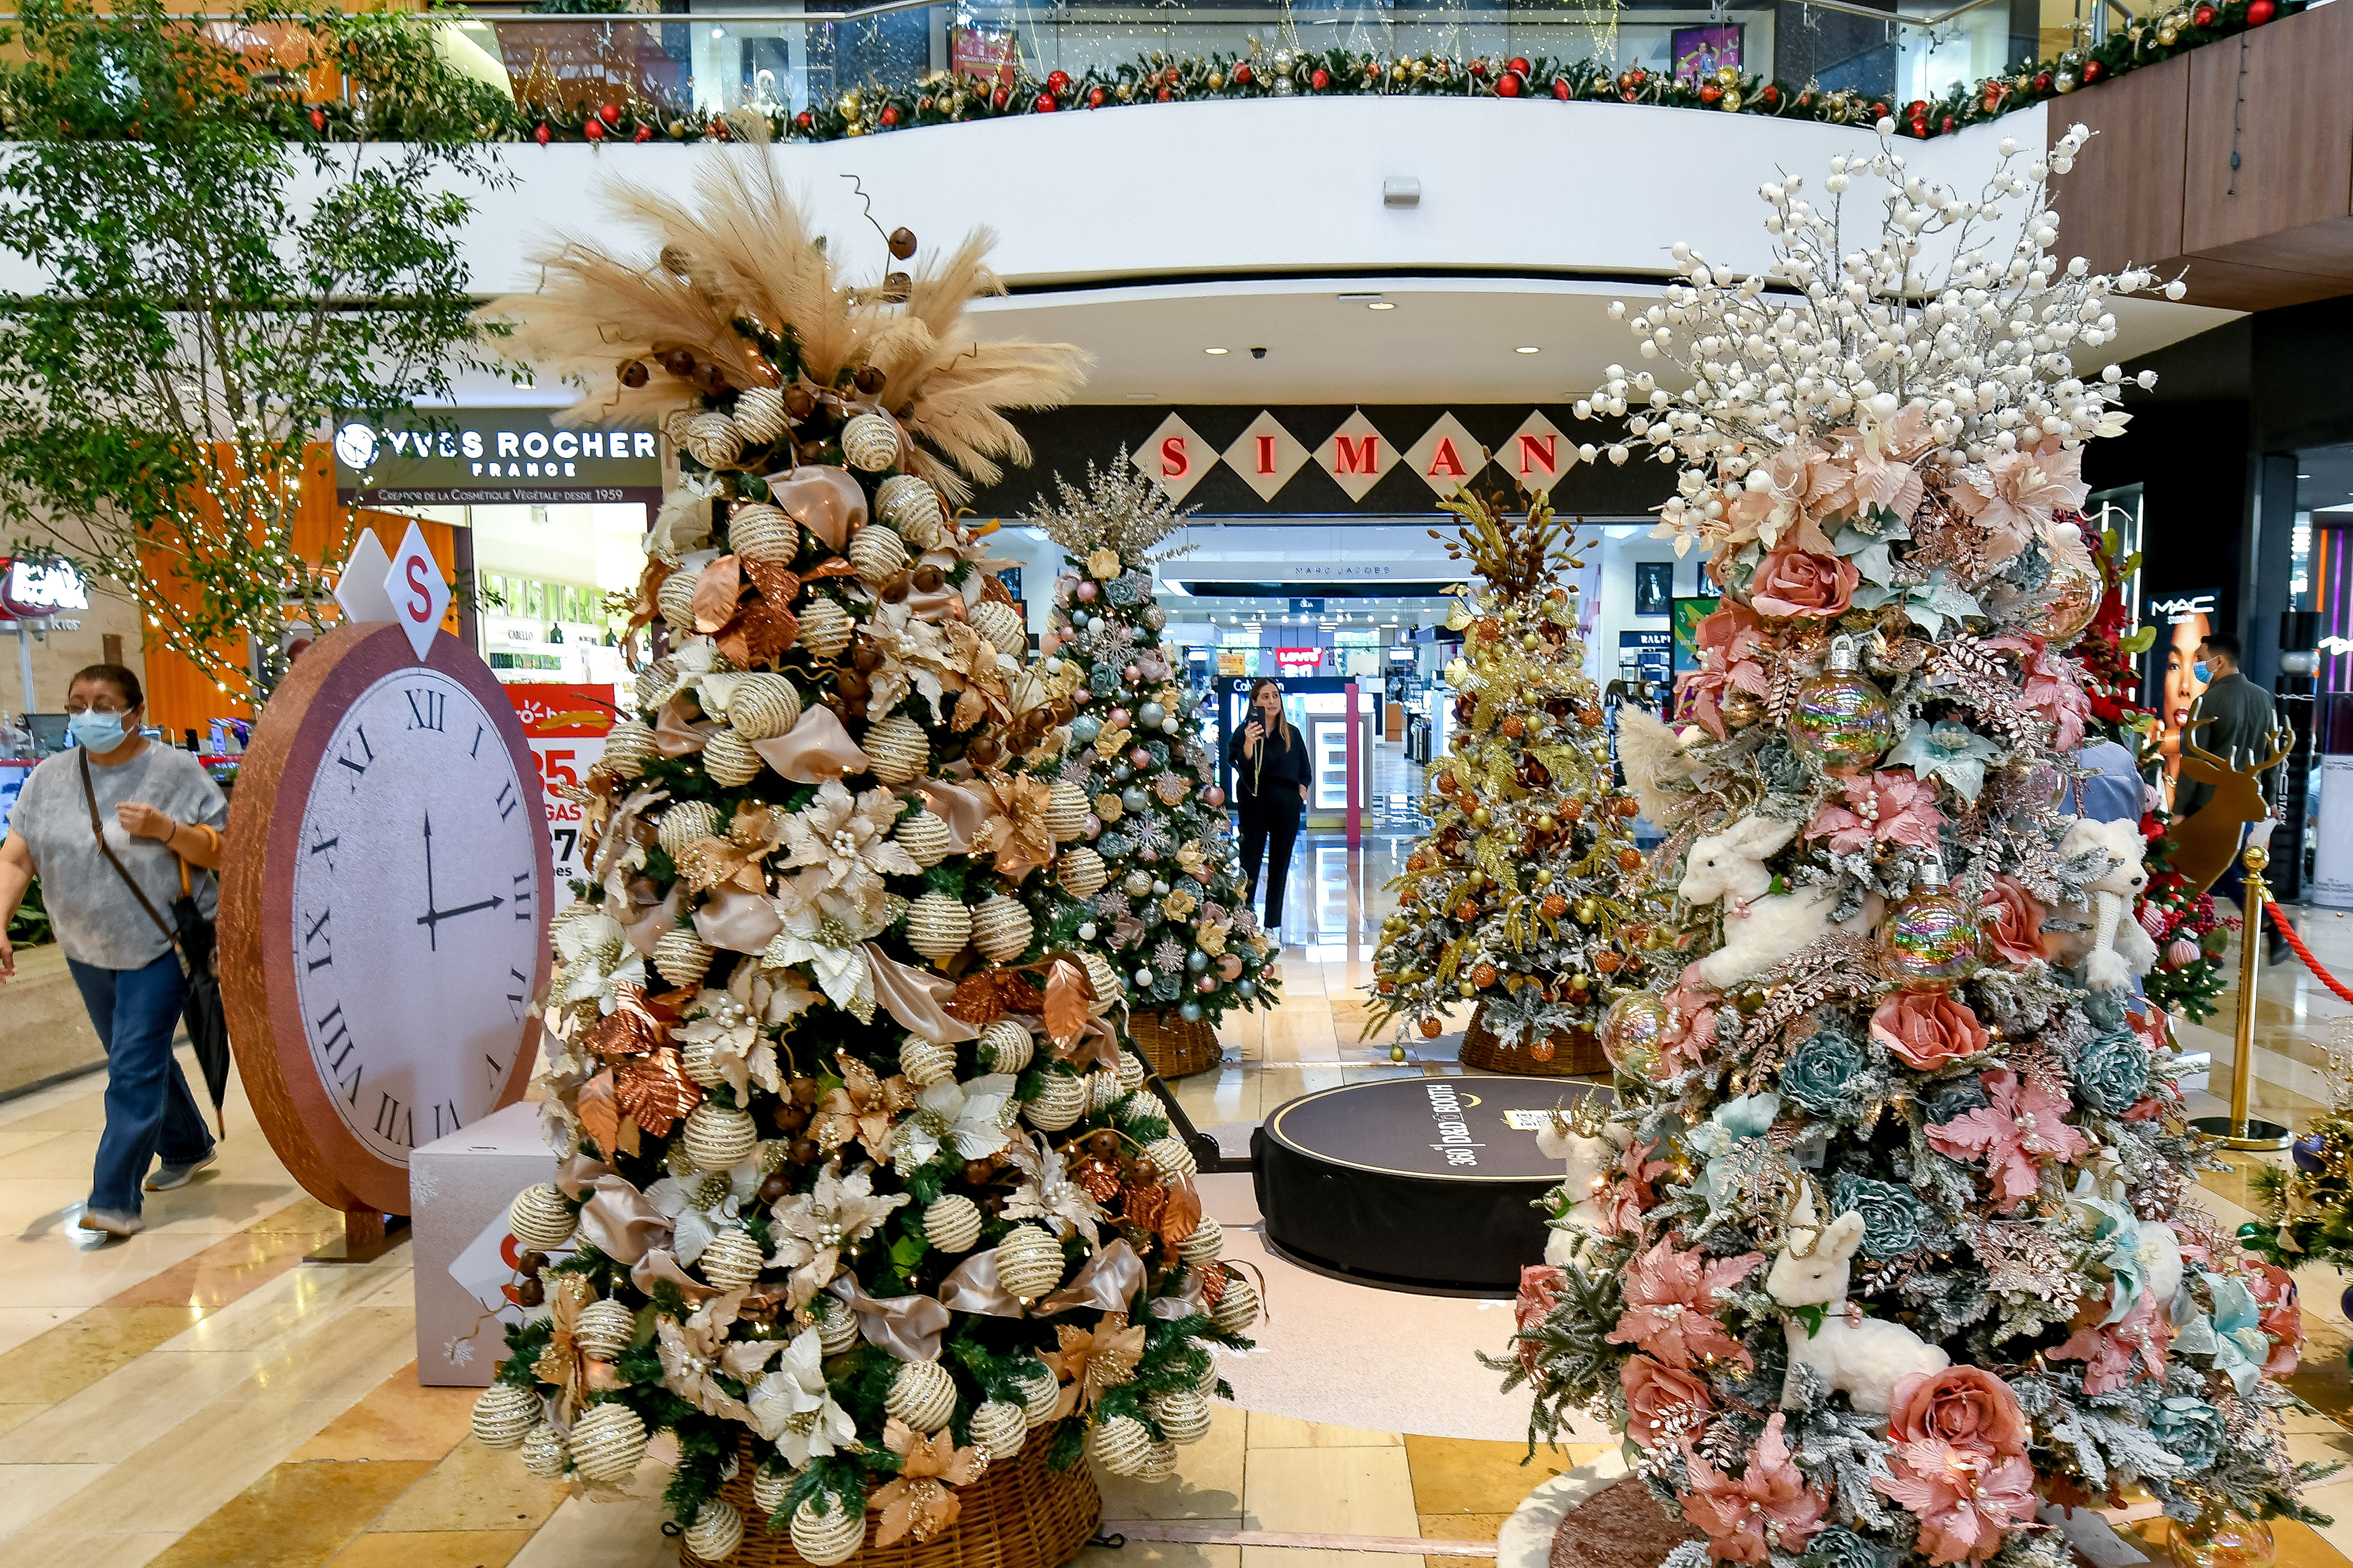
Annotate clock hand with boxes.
[420,810,440,951]
[417,894,506,930]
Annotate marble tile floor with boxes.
[12,823,2353,1565]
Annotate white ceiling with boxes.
[968,276,2244,406]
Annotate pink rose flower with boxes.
[2245,1261,2302,1376]
[1620,1353,1713,1447]
[1749,547,1859,619]
[1980,876,2046,967]
[1875,1441,2038,1564]
[1886,1366,2028,1458]
[1514,1265,1567,1376]
[1871,991,1991,1071]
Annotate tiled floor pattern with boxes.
[10,777,2353,1567]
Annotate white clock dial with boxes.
[290,667,545,1163]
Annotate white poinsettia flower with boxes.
[679,965,783,1098]
[892,1073,1017,1170]
[747,1326,859,1461]
[554,910,645,1014]
[780,780,921,931]
[769,1161,909,1308]
[1000,1130,1105,1247]
[645,1163,760,1265]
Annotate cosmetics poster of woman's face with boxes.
[2159,610,2212,797]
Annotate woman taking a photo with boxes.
[0,665,225,1239]
[1228,678,1310,942]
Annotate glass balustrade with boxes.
[424,0,2073,126]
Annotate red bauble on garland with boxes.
[633,123,652,142]
[599,103,622,125]
[1035,92,1057,112]
[880,105,899,127]
[1311,68,1330,91]
[1497,70,1523,97]
[1552,78,1571,100]
[1047,69,1071,93]
[2247,0,2275,21]
[534,122,551,145]
[1088,86,1105,107]
[584,118,604,140]
[1233,62,1253,86]
[1509,56,1532,76]
[2192,3,2216,23]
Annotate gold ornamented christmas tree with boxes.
[1367,489,1662,1073]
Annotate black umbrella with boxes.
[170,869,231,1139]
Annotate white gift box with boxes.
[410,1099,567,1387]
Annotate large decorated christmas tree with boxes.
[1497,123,2322,1563]
[1367,490,1659,1073]
[1022,457,1280,1073]
[466,160,1258,1563]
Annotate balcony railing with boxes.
[424,0,2042,120]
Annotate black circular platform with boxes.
[1251,1077,1611,1297]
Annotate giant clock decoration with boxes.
[222,617,551,1246]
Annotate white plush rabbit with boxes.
[1679,816,1841,988]
[1768,1188,1948,1414]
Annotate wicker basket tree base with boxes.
[681,1437,1101,1568]
[1457,1003,1608,1077]
[1128,1008,1221,1078]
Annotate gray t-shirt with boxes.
[8,744,228,969]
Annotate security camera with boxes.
[1250,346,1267,360]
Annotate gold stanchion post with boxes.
[2189,838,2292,1151]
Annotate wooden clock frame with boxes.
[220,623,551,1257]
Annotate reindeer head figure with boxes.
[2171,714,2294,895]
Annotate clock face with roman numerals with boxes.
[291,666,544,1163]
[221,622,551,1218]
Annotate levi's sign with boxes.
[334,408,663,507]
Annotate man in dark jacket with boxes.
[2175,634,2275,819]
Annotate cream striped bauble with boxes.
[653,928,716,991]
[574,1299,635,1361]
[904,892,972,964]
[1142,1135,1199,1181]
[898,1035,957,1088]
[679,1037,727,1087]
[1148,1387,1213,1445]
[507,1182,577,1251]
[1177,1215,1224,1271]
[798,596,854,660]
[725,500,795,563]
[1044,777,1090,842]
[970,599,1028,659]
[893,810,952,868]
[724,672,801,739]
[731,386,790,446]
[701,728,762,787]
[815,1299,862,1353]
[969,1399,1027,1461]
[678,410,745,470]
[656,800,726,858]
[657,568,700,631]
[470,1383,540,1448]
[874,473,944,547]
[1088,1069,1125,1114]
[1021,1069,1088,1132]
[884,1359,958,1432]
[970,894,1033,963]
[979,1018,1034,1074]
[683,1499,744,1563]
[1088,1414,1154,1477]
[520,1421,569,1478]
[1018,1365,1062,1427]
[1135,1439,1181,1482]
[994,1223,1066,1301]
[1211,1271,1261,1335]
[1057,845,1108,900]
[1126,1090,1167,1125]
[791,1499,867,1566]
[846,522,910,586]
[682,1102,758,1172]
[599,719,658,780]
[840,412,902,472]
[922,1193,983,1253]
[863,714,929,784]
[1117,1050,1148,1095]
[1080,953,1122,1016]
[567,1402,647,1484]
[751,1462,793,1520]
[633,658,676,713]
[697,1228,765,1290]
[1195,1351,1223,1396]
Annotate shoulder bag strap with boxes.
[80,747,183,957]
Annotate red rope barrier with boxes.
[2264,905,2353,1007]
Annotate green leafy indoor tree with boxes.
[0,0,511,705]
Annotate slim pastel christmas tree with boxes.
[1023,457,1280,1075]
[1498,123,2322,1568]
[466,160,1259,1563]
[1367,489,1660,1073]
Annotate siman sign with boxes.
[333,408,664,508]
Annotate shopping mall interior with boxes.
[8,2,2353,1567]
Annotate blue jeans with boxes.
[69,953,215,1215]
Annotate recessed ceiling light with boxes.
[1204,347,1229,355]
[1515,345,1541,354]
[1125,392,1160,400]
[1368,302,1396,311]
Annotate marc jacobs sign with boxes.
[333,408,664,508]
[1136,407,1592,504]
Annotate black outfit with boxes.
[1231,718,1311,933]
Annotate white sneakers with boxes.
[145,1149,217,1191]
